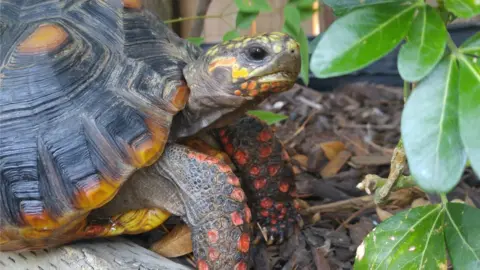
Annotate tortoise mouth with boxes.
[257,71,297,83]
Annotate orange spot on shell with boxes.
[18,23,68,54]
[208,230,219,243]
[21,209,59,230]
[231,188,246,202]
[259,146,272,158]
[234,90,242,96]
[209,248,220,261]
[208,57,237,73]
[235,261,248,270]
[254,177,267,190]
[260,198,273,209]
[249,166,260,176]
[279,181,290,193]
[234,150,248,165]
[268,164,280,176]
[123,0,142,8]
[74,175,118,209]
[258,130,272,142]
[237,233,250,253]
[231,211,244,226]
[244,206,252,223]
[129,119,168,167]
[171,84,190,110]
[197,259,209,270]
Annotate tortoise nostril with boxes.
[290,49,295,54]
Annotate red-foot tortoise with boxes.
[0,0,301,269]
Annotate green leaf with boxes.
[223,30,240,41]
[186,37,204,46]
[236,11,259,29]
[323,0,412,16]
[458,55,480,177]
[459,32,480,55]
[297,28,310,86]
[234,0,271,12]
[308,34,323,54]
[247,110,288,125]
[445,203,480,269]
[445,0,480,18]
[283,4,302,37]
[398,6,447,82]
[354,205,446,270]
[401,56,466,192]
[310,3,418,78]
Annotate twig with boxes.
[189,0,213,37]
[282,110,318,144]
[335,205,371,231]
[302,195,375,214]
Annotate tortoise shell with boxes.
[0,0,199,249]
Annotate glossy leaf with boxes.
[186,37,204,46]
[445,203,480,270]
[310,3,418,78]
[223,30,240,41]
[401,56,466,192]
[458,55,480,177]
[298,28,310,85]
[308,34,323,54]
[354,205,446,270]
[323,0,411,16]
[398,5,447,82]
[445,0,480,18]
[459,32,480,55]
[283,4,301,37]
[236,11,259,29]
[234,0,271,12]
[247,110,288,125]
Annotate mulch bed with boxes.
[129,82,480,269]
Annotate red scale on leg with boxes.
[249,166,260,176]
[235,261,248,270]
[225,143,234,155]
[259,145,272,158]
[207,230,219,243]
[234,150,248,166]
[253,177,267,190]
[257,130,272,142]
[260,198,273,209]
[268,164,280,176]
[231,211,244,226]
[197,260,209,270]
[208,248,220,261]
[237,233,250,253]
[279,181,290,193]
[244,205,252,223]
[227,175,241,186]
[231,188,246,202]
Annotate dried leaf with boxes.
[292,154,309,169]
[411,198,431,208]
[376,206,393,221]
[319,141,346,160]
[320,150,352,178]
[150,224,192,257]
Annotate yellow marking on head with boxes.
[123,0,142,9]
[17,23,68,54]
[287,39,299,51]
[234,90,242,96]
[273,44,282,53]
[232,64,249,80]
[235,43,242,48]
[261,37,269,43]
[241,82,248,89]
[227,44,234,49]
[208,57,237,73]
[243,38,251,44]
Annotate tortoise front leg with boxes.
[215,116,300,244]
[150,143,251,270]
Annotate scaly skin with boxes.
[215,116,300,244]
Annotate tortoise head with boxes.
[173,32,300,138]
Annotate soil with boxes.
[128,82,480,269]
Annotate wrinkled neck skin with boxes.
[169,61,263,140]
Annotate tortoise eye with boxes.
[247,46,268,61]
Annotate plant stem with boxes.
[440,193,449,204]
[446,34,459,55]
[164,12,236,24]
[403,81,411,103]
